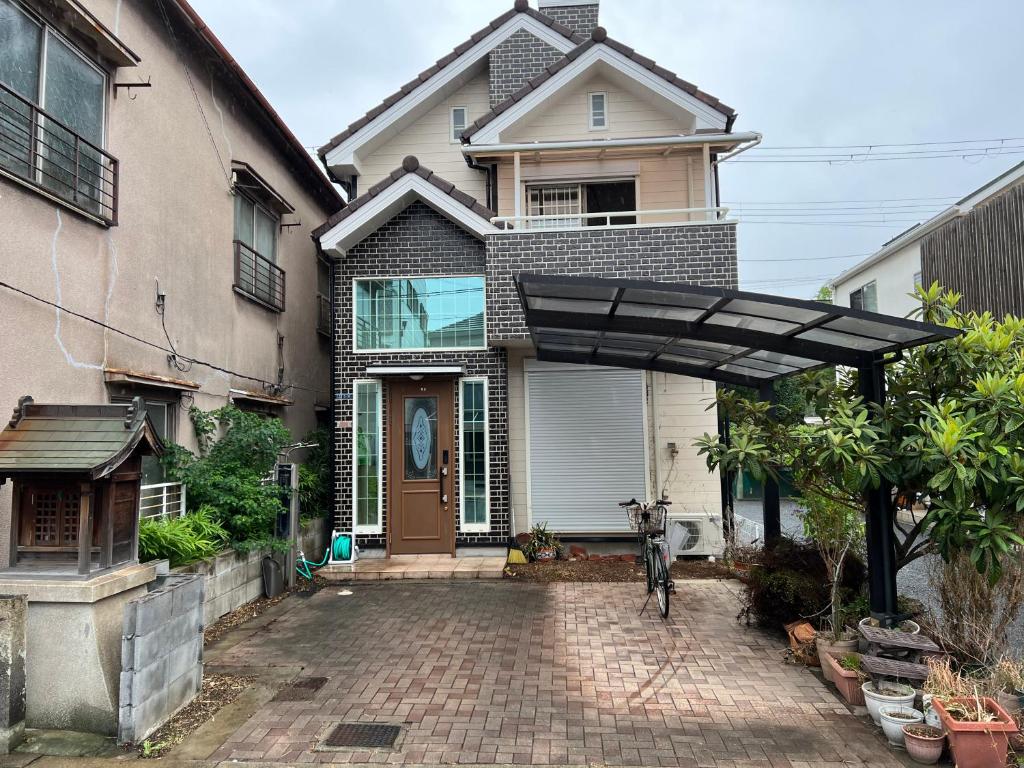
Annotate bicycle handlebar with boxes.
[618,498,638,507]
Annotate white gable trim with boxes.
[323,16,576,173]
[468,45,730,145]
[318,174,499,256]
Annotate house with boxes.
[0,0,343,557]
[315,0,760,556]
[832,160,1024,317]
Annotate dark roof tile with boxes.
[311,160,494,240]
[318,3,583,159]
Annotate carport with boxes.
[513,272,959,622]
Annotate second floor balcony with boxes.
[0,80,118,226]
[491,205,730,232]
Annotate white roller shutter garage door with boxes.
[526,360,647,533]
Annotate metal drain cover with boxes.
[323,723,401,749]
[271,676,328,701]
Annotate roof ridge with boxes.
[317,1,584,159]
[461,26,736,142]
[311,156,495,239]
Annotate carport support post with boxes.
[859,359,898,623]
[757,382,781,544]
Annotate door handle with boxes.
[440,450,449,503]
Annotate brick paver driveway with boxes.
[204,580,903,767]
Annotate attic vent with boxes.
[322,723,402,749]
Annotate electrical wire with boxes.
[738,252,871,263]
[0,279,323,395]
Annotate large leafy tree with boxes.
[696,284,1024,583]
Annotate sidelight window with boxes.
[459,378,489,531]
[353,380,382,533]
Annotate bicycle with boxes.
[619,497,674,618]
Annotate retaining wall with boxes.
[118,574,204,745]
[173,521,326,625]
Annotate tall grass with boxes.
[138,505,229,568]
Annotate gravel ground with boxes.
[504,557,734,582]
[735,498,1024,654]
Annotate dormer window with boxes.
[450,106,467,142]
[589,92,607,130]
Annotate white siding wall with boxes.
[503,73,694,143]
[357,71,491,200]
[507,352,722,535]
[833,241,922,318]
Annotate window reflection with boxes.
[355,277,485,351]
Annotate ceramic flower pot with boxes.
[932,696,1018,768]
[824,653,865,706]
[921,693,941,728]
[862,681,916,725]
[902,724,945,765]
[857,617,921,654]
[878,704,923,747]
[815,635,858,682]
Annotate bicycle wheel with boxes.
[644,542,656,594]
[654,546,670,618]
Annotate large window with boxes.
[0,0,111,220]
[354,277,485,352]
[233,191,284,310]
[526,180,636,229]
[353,380,382,533]
[850,281,878,313]
[459,378,489,531]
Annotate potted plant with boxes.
[902,724,945,765]
[931,695,1018,768]
[825,652,866,706]
[878,704,923,747]
[522,523,561,562]
[858,615,921,634]
[989,658,1024,715]
[796,490,863,681]
[862,680,916,725]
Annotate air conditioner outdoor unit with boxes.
[668,513,724,558]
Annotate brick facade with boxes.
[485,223,739,342]
[488,29,567,107]
[540,4,600,37]
[332,202,510,549]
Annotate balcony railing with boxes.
[490,206,730,232]
[0,80,118,225]
[139,482,187,519]
[234,239,286,312]
[317,292,331,336]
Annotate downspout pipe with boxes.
[464,152,498,212]
[711,132,763,166]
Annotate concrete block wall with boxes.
[118,574,204,745]
[173,521,326,625]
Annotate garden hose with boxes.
[296,535,353,580]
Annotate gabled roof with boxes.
[314,156,497,254]
[317,0,584,161]
[462,27,736,143]
[0,396,162,480]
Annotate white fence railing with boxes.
[733,513,765,547]
[139,481,187,519]
[490,206,730,232]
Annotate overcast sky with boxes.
[190,0,1024,299]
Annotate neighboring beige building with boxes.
[0,0,343,561]
[315,0,760,558]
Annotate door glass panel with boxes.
[404,396,437,481]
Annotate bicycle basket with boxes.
[628,504,667,534]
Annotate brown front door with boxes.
[388,378,455,555]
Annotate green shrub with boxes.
[139,506,229,568]
[163,406,291,552]
[298,427,329,520]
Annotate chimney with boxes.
[537,0,599,38]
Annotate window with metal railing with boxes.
[233,191,285,311]
[0,0,117,224]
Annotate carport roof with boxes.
[514,273,960,388]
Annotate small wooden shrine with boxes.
[0,396,162,576]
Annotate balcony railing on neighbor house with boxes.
[491,206,730,232]
[316,292,331,336]
[234,239,286,312]
[139,481,187,520]
[0,81,118,226]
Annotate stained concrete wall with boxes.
[0,0,339,562]
[118,574,204,745]
[172,521,325,625]
[0,596,26,753]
